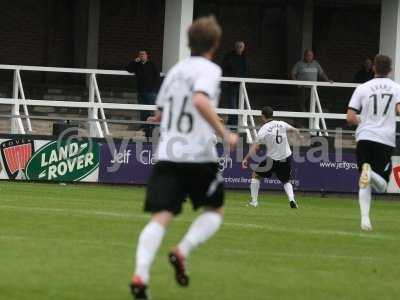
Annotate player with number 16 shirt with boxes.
[130,16,238,300]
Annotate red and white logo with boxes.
[0,139,34,180]
[392,165,400,188]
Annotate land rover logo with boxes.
[25,139,99,181]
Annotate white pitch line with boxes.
[0,234,383,263]
[0,205,397,241]
[0,204,147,220]
[223,248,383,262]
[0,234,133,249]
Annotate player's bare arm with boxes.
[242,143,261,169]
[193,92,238,149]
[346,108,360,126]
[287,126,304,141]
[396,103,400,115]
[147,110,162,123]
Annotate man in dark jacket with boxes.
[126,50,160,135]
[222,41,248,127]
[354,58,374,83]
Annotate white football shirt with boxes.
[348,78,400,147]
[155,56,221,162]
[256,120,293,161]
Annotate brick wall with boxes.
[0,0,47,66]
[196,0,381,82]
[0,0,382,85]
[0,0,74,67]
[0,0,75,85]
[195,1,287,79]
[313,3,381,83]
[98,0,164,71]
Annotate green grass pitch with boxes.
[0,181,399,300]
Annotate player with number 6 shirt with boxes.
[242,106,303,208]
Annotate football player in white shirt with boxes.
[347,54,400,231]
[130,16,238,300]
[242,106,302,208]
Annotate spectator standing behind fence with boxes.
[290,49,332,116]
[126,50,160,136]
[353,58,374,83]
[222,41,248,127]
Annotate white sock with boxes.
[283,182,295,202]
[359,186,371,220]
[178,211,223,258]
[134,221,166,284]
[370,171,387,193]
[250,178,260,202]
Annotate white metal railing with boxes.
[219,76,358,141]
[0,64,359,141]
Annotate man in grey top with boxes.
[291,49,332,117]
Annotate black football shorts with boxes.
[145,161,224,215]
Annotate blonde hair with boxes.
[188,15,222,55]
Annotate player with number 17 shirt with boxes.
[347,54,400,231]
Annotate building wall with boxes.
[0,0,74,68]
[98,0,164,71]
[313,2,381,83]
[195,1,288,79]
[196,0,381,82]
[0,0,165,71]
[0,0,75,86]
[0,0,381,85]
[0,0,48,66]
